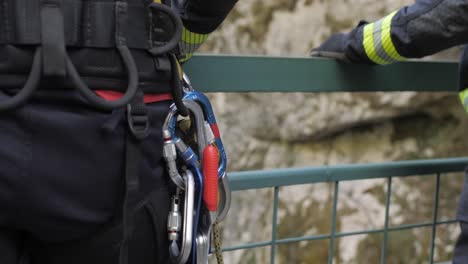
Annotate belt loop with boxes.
[40,0,67,77]
[115,0,129,47]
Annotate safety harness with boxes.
[0,0,187,113]
[0,0,230,263]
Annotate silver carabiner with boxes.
[162,129,186,189]
[217,171,231,222]
[184,100,208,158]
[196,207,211,264]
[169,170,195,264]
[182,72,194,92]
[163,100,209,189]
[196,232,210,264]
[195,175,231,264]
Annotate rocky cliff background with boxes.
[193,0,468,263]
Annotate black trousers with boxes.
[0,189,170,264]
[0,90,172,263]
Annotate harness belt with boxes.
[0,0,186,111]
[1,0,170,49]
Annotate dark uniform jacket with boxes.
[177,0,237,62]
[314,0,468,112]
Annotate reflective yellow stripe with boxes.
[180,28,209,62]
[363,11,406,65]
[182,28,209,44]
[459,89,468,113]
[153,0,162,3]
[363,23,389,65]
[381,11,406,61]
[180,53,194,62]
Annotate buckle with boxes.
[148,2,183,56]
[127,103,151,140]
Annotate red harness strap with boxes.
[95,90,173,104]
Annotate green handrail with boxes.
[184,55,458,93]
[229,157,468,191]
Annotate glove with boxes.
[310,21,373,64]
[310,33,351,62]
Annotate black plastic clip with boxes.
[127,101,150,140]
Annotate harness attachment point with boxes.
[127,102,150,140]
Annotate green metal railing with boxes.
[184,55,462,263]
[227,158,465,264]
[184,55,458,93]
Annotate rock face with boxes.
[194,0,467,263]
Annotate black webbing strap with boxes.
[63,0,140,111]
[119,89,150,264]
[0,0,10,44]
[0,0,151,49]
[40,0,66,77]
[169,53,189,117]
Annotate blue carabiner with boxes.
[183,91,228,177]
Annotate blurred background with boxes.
[194,1,468,263]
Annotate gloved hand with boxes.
[310,21,373,64]
[310,33,351,62]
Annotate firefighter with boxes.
[311,0,468,262]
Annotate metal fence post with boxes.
[381,177,392,264]
[271,187,280,264]
[430,174,441,263]
[328,182,340,264]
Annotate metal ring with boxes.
[67,45,139,110]
[0,47,41,112]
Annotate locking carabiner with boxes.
[183,91,228,177]
[168,171,195,264]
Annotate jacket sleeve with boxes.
[345,0,468,65]
[176,0,238,62]
[343,0,468,111]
